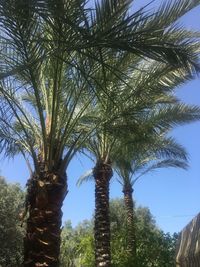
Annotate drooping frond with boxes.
[132,158,188,185]
[0,0,200,81]
[86,0,200,72]
[144,104,200,132]
[76,169,93,187]
[114,132,189,187]
[148,136,188,161]
[0,0,199,176]
[145,0,200,29]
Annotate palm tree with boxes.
[0,0,200,266]
[114,135,189,265]
[75,8,200,261]
[78,61,200,267]
[0,1,100,266]
[78,98,200,266]
[0,59,92,266]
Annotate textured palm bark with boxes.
[23,162,68,267]
[123,185,137,265]
[93,161,113,267]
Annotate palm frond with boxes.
[147,0,200,29]
[0,0,199,179]
[76,169,94,187]
[145,104,200,132]
[132,159,188,185]
[150,136,188,161]
[86,0,200,73]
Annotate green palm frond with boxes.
[1,0,200,81]
[146,0,200,29]
[114,132,189,187]
[86,0,200,70]
[132,159,188,185]
[0,0,199,176]
[149,137,188,161]
[76,169,94,187]
[145,104,200,132]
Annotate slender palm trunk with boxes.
[123,185,137,265]
[24,161,68,267]
[93,160,113,267]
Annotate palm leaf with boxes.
[76,169,94,187]
[132,159,188,185]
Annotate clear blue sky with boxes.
[1,1,200,234]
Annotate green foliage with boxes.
[0,176,25,267]
[60,220,94,267]
[110,199,177,267]
[0,0,199,265]
[60,199,177,267]
[0,0,200,174]
[78,234,94,267]
[60,221,77,267]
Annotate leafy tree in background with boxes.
[75,220,95,267]
[59,221,78,267]
[135,207,178,267]
[110,199,177,267]
[0,176,24,267]
[60,220,94,267]
[60,199,177,267]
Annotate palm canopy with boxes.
[0,0,200,171]
[32,0,200,68]
[114,134,189,189]
[0,0,200,81]
[77,132,190,186]
[0,1,100,174]
[0,0,199,175]
[79,55,200,166]
[0,56,95,174]
[76,45,200,185]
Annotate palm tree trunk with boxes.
[123,185,137,265]
[93,160,113,267]
[24,162,68,267]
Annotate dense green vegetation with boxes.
[0,177,24,267]
[60,199,178,267]
[0,179,177,267]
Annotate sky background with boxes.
[0,0,200,234]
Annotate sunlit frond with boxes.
[76,169,94,187]
[0,0,200,176]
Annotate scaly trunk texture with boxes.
[123,185,137,266]
[93,160,113,267]
[23,161,68,267]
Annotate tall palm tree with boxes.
[0,1,102,266]
[0,0,200,267]
[78,62,200,267]
[114,136,189,265]
[0,59,93,266]
[75,6,200,261]
[74,1,200,265]
[78,100,200,266]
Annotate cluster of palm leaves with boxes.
[0,0,200,266]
